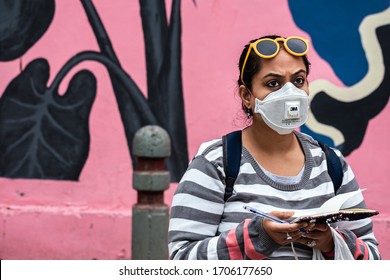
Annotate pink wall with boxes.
[0,0,389,259]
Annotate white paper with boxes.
[317,189,365,213]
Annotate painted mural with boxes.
[1,0,389,181]
[0,0,188,182]
[289,0,390,155]
[0,0,389,260]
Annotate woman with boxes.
[168,35,380,260]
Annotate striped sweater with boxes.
[168,131,381,260]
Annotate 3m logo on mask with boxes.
[285,101,300,119]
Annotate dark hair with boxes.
[238,35,311,115]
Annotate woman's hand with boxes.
[262,211,308,246]
[296,223,334,253]
[262,211,334,253]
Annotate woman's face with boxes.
[240,48,309,111]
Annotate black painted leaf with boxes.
[0,0,55,61]
[0,58,96,180]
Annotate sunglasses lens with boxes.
[286,38,307,54]
[256,40,278,56]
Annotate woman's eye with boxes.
[267,81,279,87]
[294,77,305,86]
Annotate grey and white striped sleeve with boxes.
[168,155,279,260]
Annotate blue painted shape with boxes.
[288,0,389,86]
[301,125,343,151]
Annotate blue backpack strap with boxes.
[222,130,242,202]
[318,141,343,194]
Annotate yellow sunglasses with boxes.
[240,36,309,82]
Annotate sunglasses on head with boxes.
[240,36,309,82]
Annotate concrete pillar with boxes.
[131,125,171,260]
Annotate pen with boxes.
[243,205,288,224]
[244,205,307,233]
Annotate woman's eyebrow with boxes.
[262,69,307,80]
[293,69,307,76]
[262,72,284,79]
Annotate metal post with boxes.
[131,125,171,260]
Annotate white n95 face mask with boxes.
[254,82,309,135]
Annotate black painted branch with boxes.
[79,0,187,181]
[80,0,120,65]
[140,0,168,94]
[160,0,189,179]
[48,51,157,124]
[139,0,188,181]
[80,0,160,170]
